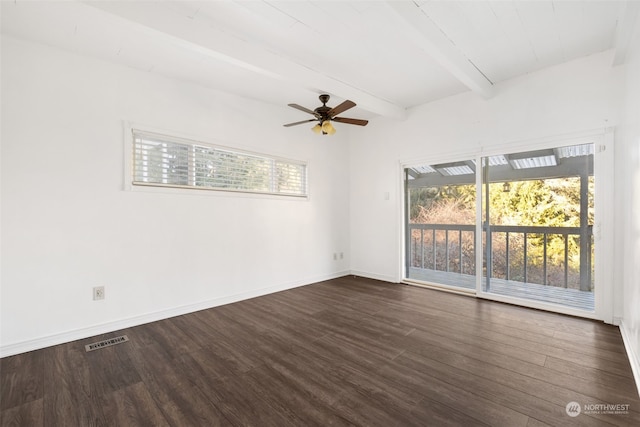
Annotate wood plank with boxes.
[544,356,639,397]
[0,398,43,427]
[84,340,141,397]
[245,365,353,426]
[0,350,44,411]
[377,284,626,369]
[42,344,107,426]
[125,343,229,426]
[378,360,529,426]
[408,398,492,427]
[395,351,611,427]
[401,344,640,425]
[1,276,638,426]
[196,372,299,427]
[100,382,169,427]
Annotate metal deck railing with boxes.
[407,223,594,308]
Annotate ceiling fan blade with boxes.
[333,117,368,126]
[288,103,319,117]
[328,100,356,117]
[283,119,317,127]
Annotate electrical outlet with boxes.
[93,286,105,300]
[333,253,337,260]
[340,252,344,259]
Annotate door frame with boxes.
[400,129,615,323]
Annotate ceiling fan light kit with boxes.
[284,94,368,136]
[321,120,336,135]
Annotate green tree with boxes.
[409,176,593,289]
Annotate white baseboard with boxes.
[0,271,350,358]
[349,270,399,284]
[619,320,640,398]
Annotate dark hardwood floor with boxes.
[2,276,639,426]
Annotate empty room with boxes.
[2,0,640,425]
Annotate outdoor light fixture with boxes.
[503,182,511,192]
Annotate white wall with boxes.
[2,30,636,379]
[616,12,640,395]
[350,50,622,302]
[0,36,351,356]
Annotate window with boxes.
[131,130,307,197]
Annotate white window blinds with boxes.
[132,130,307,197]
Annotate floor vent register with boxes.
[85,335,129,352]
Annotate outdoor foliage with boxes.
[409,177,594,290]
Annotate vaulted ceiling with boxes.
[1,1,637,121]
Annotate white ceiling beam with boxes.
[85,2,407,120]
[612,0,640,66]
[385,1,493,99]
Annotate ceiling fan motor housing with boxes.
[315,94,332,121]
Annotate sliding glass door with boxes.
[405,141,597,313]
[405,160,477,292]
[481,144,594,311]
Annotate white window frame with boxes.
[123,124,308,199]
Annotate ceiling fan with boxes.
[284,94,368,135]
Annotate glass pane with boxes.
[481,143,595,311]
[132,131,307,197]
[405,160,476,291]
[133,138,189,185]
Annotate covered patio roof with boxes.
[407,144,594,188]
